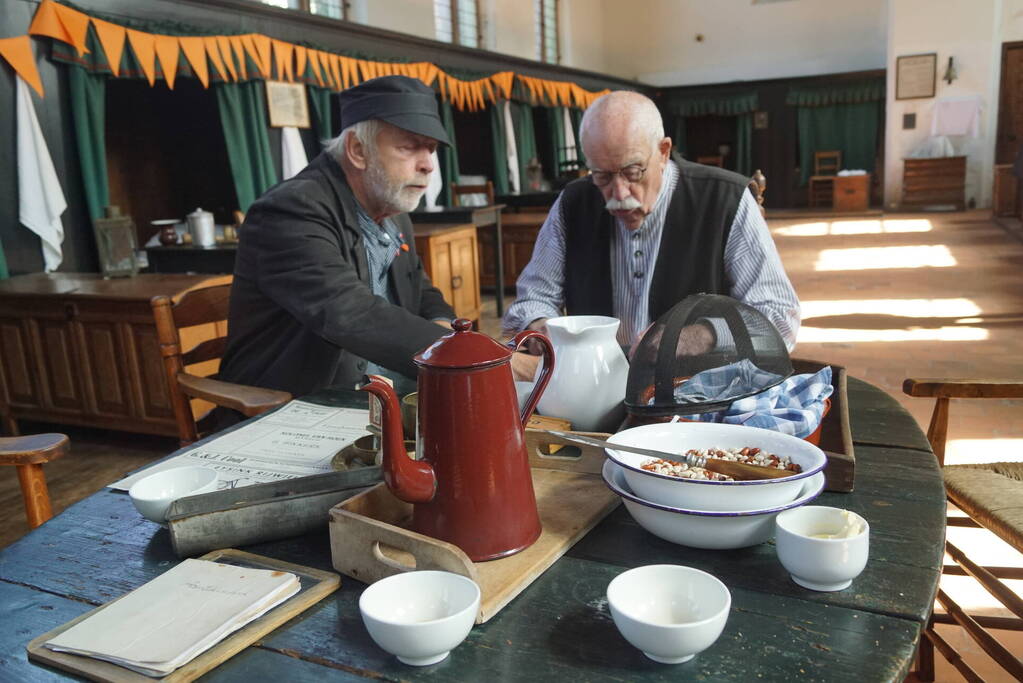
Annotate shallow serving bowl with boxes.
[128,466,219,524]
[602,459,825,549]
[605,421,827,511]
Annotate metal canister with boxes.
[186,208,216,248]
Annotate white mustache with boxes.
[605,197,641,211]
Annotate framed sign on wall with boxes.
[265,81,311,128]
[896,53,937,100]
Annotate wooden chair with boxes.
[696,155,724,168]
[151,281,291,446]
[1,433,69,528]
[808,150,842,208]
[451,180,495,207]
[902,378,1023,681]
[747,169,767,218]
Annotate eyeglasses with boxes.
[588,152,654,187]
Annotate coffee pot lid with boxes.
[187,207,213,218]
[415,319,512,369]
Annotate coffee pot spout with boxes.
[360,377,436,503]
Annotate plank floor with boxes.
[3,209,1021,681]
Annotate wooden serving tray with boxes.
[793,358,855,492]
[329,438,618,624]
[26,549,340,682]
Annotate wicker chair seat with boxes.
[944,461,1023,554]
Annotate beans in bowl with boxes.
[640,446,802,482]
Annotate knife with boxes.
[544,430,794,481]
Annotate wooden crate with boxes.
[792,358,855,493]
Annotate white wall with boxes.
[353,0,435,41]
[883,0,1004,209]
[598,0,886,86]
[559,0,607,75]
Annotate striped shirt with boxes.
[355,206,407,383]
[503,160,800,350]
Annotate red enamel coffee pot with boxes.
[361,319,554,561]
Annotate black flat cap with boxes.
[339,75,450,145]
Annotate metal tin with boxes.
[186,207,216,248]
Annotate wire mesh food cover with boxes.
[624,294,793,417]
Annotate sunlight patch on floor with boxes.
[773,218,932,237]
[800,298,981,319]
[944,439,1023,465]
[797,326,988,343]
[814,245,956,271]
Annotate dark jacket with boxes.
[560,153,746,322]
[219,152,454,397]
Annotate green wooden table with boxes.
[0,378,945,681]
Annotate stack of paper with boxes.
[44,559,300,677]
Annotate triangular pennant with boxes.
[338,56,353,90]
[306,49,324,86]
[329,54,342,92]
[239,35,263,78]
[126,29,157,86]
[52,3,91,56]
[178,37,208,88]
[203,37,228,81]
[228,36,249,80]
[436,72,447,101]
[272,40,293,81]
[358,59,375,82]
[0,37,44,97]
[28,0,73,45]
[420,63,439,87]
[317,51,334,89]
[153,34,180,89]
[91,18,126,76]
[294,45,308,82]
[215,36,238,81]
[250,34,273,79]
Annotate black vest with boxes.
[561,153,747,322]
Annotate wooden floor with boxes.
[2,209,1021,681]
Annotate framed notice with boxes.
[896,53,936,100]
[265,80,310,128]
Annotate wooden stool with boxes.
[0,433,69,528]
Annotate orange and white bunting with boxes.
[0,36,44,97]
[179,36,209,88]
[126,29,157,86]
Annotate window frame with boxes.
[536,0,560,64]
[436,0,483,48]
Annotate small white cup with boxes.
[775,506,869,592]
[128,466,219,523]
[359,571,480,666]
[606,565,731,664]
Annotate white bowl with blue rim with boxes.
[604,421,827,511]
[602,459,825,549]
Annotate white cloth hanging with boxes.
[425,150,443,209]
[17,75,66,272]
[562,107,578,164]
[931,96,982,138]
[280,126,308,180]
[503,100,520,194]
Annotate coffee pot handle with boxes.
[508,330,555,425]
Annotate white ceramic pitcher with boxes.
[536,315,629,432]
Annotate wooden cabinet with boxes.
[478,211,547,291]
[0,273,223,437]
[993,163,1019,217]
[413,223,481,323]
[902,156,967,210]
[832,174,870,212]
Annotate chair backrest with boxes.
[814,150,842,176]
[451,180,495,207]
[151,280,232,444]
[747,169,767,217]
[696,155,724,168]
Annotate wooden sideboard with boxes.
[478,211,547,291]
[0,273,226,437]
[412,223,481,324]
[902,156,967,210]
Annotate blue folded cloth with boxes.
[673,358,785,404]
[685,365,834,439]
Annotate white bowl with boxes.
[128,466,219,523]
[603,460,825,549]
[607,565,730,664]
[605,422,827,511]
[359,571,480,666]
[775,506,870,591]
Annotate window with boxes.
[434,0,482,49]
[252,0,348,20]
[535,0,558,63]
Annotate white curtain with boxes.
[503,100,520,194]
[562,107,578,164]
[281,126,308,180]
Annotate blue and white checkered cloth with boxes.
[677,362,833,439]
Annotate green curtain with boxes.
[787,79,885,107]
[796,102,880,185]
[570,108,583,163]
[673,116,687,157]
[308,85,333,144]
[545,107,566,177]
[438,99,460,206]
[0,240,8,279]
[215,81,278,211]
[510,101,538,190]
[664,91,757,174]
[68,65,109,221]
[735,113,752,177]
[489,102,510,195]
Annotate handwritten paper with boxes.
[45,559,300,677]
[111,400,371,491]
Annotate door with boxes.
[996,42,1023,164]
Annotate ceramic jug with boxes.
[536,315,628,432]
[361,319,555,562]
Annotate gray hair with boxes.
[580,91,664,156]
[326,119,381,162]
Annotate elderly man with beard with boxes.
[219,76,454,400]
[505,90,800,381]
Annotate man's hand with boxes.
[521,317,549,356]
[675,322,716,356]
[511,351,541,381]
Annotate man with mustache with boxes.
[505,91,799,380]
[219,76,455,401]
